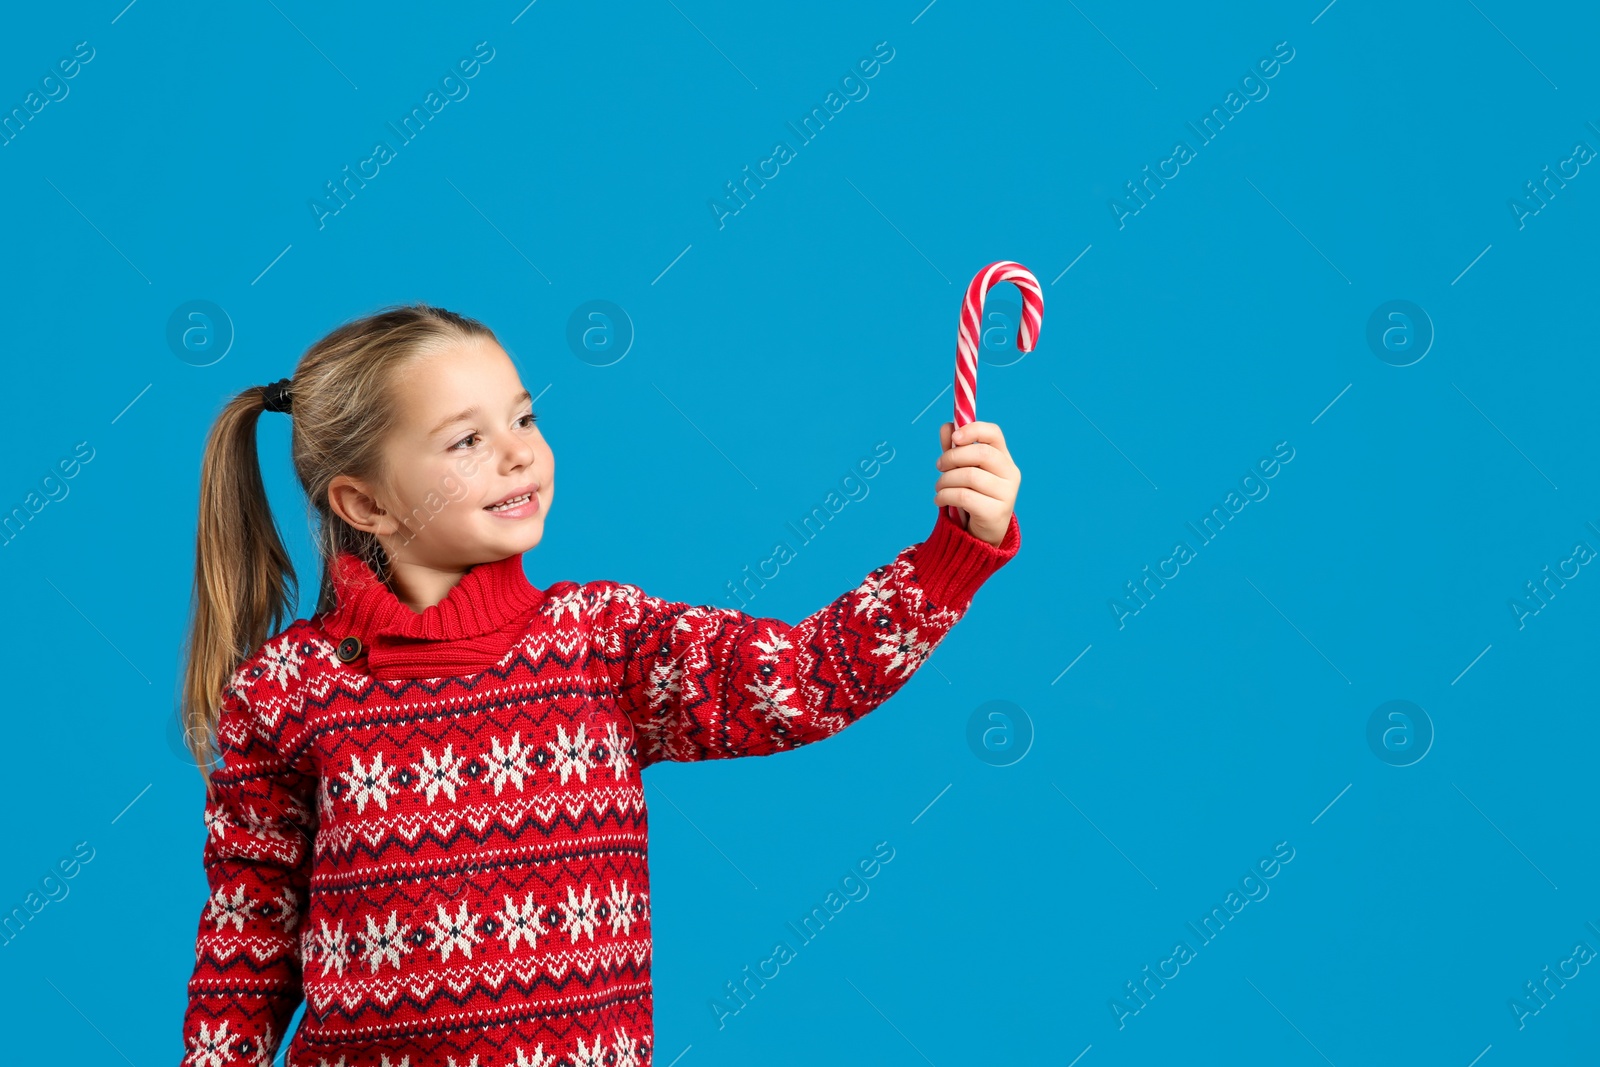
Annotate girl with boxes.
[178,303,1021,1067]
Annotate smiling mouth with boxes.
[485,492,534,512]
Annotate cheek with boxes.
[466,447,503,478]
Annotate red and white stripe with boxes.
[947,260,1043,526]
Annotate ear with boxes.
[327,475,397,537]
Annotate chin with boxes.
[509,520,546,555]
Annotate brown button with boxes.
[337,636,364,663]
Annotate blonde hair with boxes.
[179,302,498,795]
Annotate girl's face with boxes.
[357,334,555,570]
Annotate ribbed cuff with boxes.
[910,509,1021,613]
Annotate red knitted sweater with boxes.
[180,508,1020,1066]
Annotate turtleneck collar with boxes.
[316,550,546,680]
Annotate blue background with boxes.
[2,0,1595,1063]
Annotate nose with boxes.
[495,426,536,471]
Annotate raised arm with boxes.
[179,649,317,1065]
[587,508,1020,767]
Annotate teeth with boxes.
[488,493,532,511]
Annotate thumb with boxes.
[940,421,952,452]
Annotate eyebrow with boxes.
[429,389,534,438]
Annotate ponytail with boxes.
[175,302,501,796]
[179,384,299,797]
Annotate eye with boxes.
[517,410,539,428]
[449,433,480,451]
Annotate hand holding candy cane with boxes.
[933,261,1040,545]
[934,419,1021,548]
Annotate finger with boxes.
[941,421,953,452]
[953,420,1006,452]
[934,464,1013,503]
[934,484,1001,514]
[937,440,1017,481]
[951,420,991,446]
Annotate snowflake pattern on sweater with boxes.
[180,509,1019,1066]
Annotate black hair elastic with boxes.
[261,378,294,415]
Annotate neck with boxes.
[384,558,475,615]
[318,547,547,679]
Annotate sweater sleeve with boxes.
[588,509,1020,767]
[179,668,318,1066]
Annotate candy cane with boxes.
[947,260,1043,527]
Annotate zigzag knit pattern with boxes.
[180,508,1020,1066]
